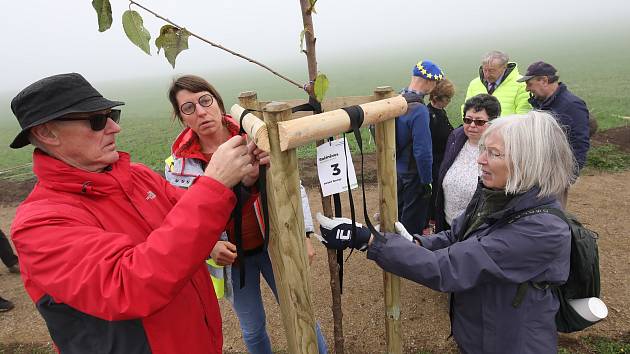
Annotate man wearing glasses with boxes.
[8,73,266,354]
[463,50,531,116]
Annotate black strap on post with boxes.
[291,103,316,113]
[258,164,269,251]
[231,183,246,288]
[234,108,271,288]
[291,96,323,114]
[293,98,347,291]
[332,170,344,293]
[240,109,271,251]
[238,109,253,135]
[341,106,384,248]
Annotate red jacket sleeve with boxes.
[12,176,234,321]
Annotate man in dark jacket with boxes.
[518,61,590,206]
[396,60,444,234]
[519,61,590,169]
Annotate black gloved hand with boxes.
[315,213,371,251]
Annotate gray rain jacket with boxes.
[367,187,570,354]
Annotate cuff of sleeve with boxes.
[367,232,388,261]
[191,176,236,202]
[419,237,433,249]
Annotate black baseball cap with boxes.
[517,61,558,82]
[10,73,124,149]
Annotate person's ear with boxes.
[31,122,61,146]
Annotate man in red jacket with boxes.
[8,73,267,353]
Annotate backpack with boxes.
[504,207,601,333]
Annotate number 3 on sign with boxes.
[316,138,358,197]
[331,163,341,176]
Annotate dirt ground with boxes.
[1,129,629,353]
[591,125,630,153]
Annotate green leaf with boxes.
[155,25,190,68]
[313,73,329,102]
[92,0,112,32]
[122,10,151,55]
[308,0,318,14]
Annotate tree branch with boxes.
[129,0,304,90]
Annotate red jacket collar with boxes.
[32,149,133,197]
[170,115,241,162]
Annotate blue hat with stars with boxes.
[412,60,444,81]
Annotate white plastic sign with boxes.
[316,138,358,197]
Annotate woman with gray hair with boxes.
[318,111,575,353]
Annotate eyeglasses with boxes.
[479,144,505,160]
[180,94,214,115]
[56,110,121,131]
[463,117,489,126]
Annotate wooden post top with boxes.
[238,91,257,99]
[264,102,291,113]
[374,86,394,94]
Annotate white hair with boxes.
[480,111,577,197]
[482,50,509,66]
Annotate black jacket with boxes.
[427,103,454,220]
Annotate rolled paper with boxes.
[568,297,608,322]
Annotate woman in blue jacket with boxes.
[318,111,574,354]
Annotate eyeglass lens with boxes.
[479,144,504,159]
[180,94,214,115]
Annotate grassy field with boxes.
[1,29,629,175]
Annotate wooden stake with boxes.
[374,86,402,354]
[278,95,407,151]
[237,91,261,116]
[263,101,319,354]
[230,103,270,152]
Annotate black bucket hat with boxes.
[10,73,125,149]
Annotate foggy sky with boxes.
[1,0,628,92]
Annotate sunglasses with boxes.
[462,117,489,126]
[180,94,214,115]
[56,109,121,131]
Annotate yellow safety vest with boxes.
[206,258,225,299]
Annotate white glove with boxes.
[395,222,413,242]
[374,220,413,243]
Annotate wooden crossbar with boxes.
[230,95,408,152]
